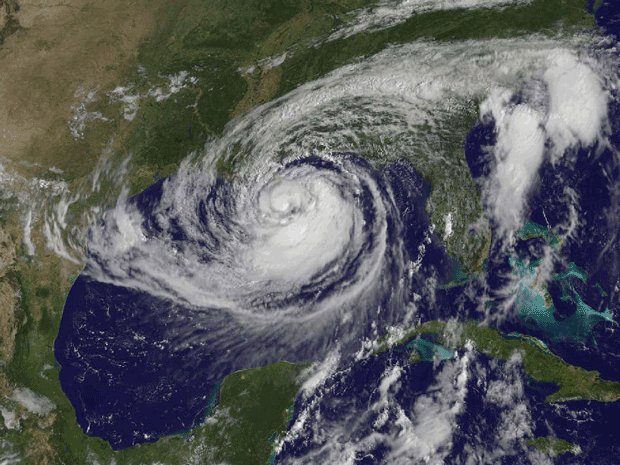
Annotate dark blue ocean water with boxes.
[279,4,620,462]
[54,153,452,450]
[54,2,620,457]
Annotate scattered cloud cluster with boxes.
[69,89,111,140]
[108,71,198,121]
[278,347,474,464]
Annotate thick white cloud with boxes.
[482,50,611,235]
[484,97,546,233]
[11,387,54,417]
[545,53,608,154]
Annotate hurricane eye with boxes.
[52,22,620,456]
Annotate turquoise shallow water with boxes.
[405,337,455,361]
[509,245,617,347]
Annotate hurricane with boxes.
[53,30,620,455]
[83,149,430,363]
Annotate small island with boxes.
[526,437,581,457]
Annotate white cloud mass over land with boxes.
[1,0,619,461]
[81,35,617,312]
[328,0,534,41]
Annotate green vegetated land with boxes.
[276,0,595,98]
[86,0,596,269]
[3,359,307,465]
[379,320,620,403]
[527,437,581,457]
[0,0,604,463]
[0,0,22,46]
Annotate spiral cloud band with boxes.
[53,35,616,449]
[56,149,445,448]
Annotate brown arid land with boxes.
[0,0,161,176]
[0,2,161,461]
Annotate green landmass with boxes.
[2,358,307,465]
[0,0,604,462]
[91,0,597,269]
[0,0,22,46]
[526,437,581,457]
[378,320,620,403]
